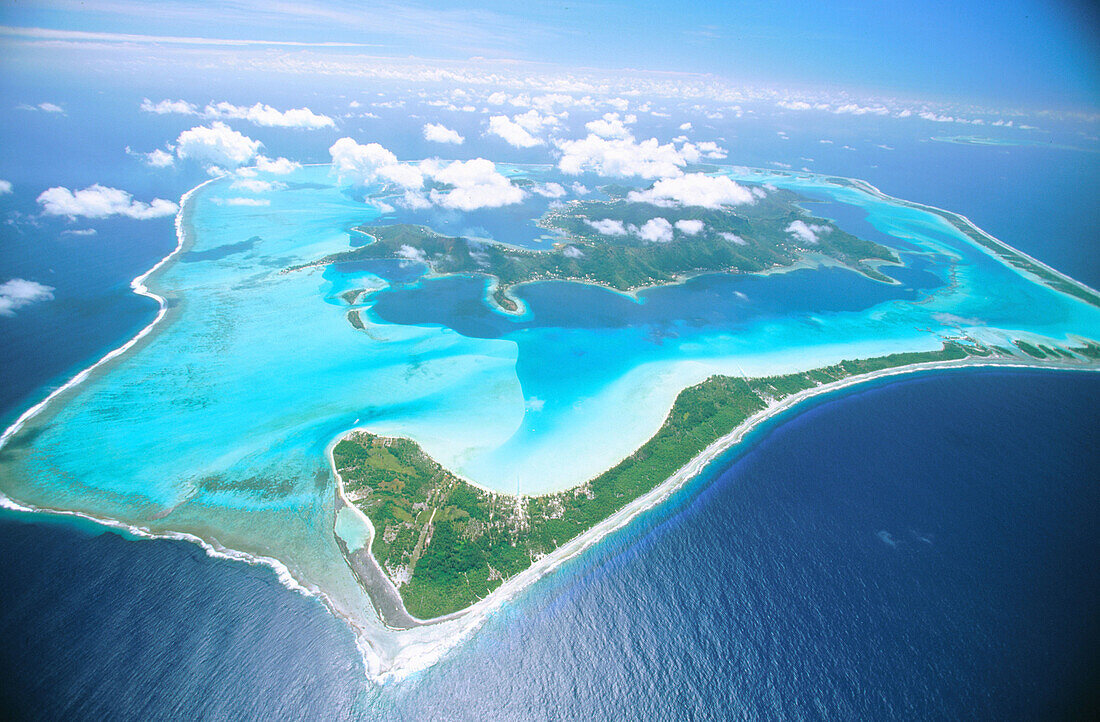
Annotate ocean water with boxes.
[1,70,1099,713]
[1,158,1098,675]
[1,369,1095,719]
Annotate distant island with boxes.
[296,182,900,315]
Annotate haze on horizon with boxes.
[1,0,1098,110]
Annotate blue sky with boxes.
[1,0,1097,109]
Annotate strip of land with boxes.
[333,338,1100,620]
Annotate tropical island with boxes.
[298,180,1100,620]
[296,181,900,315]
[333,338,1100,620]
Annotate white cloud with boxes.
[423,122,464,144]
[175,122,262,169]
[396,244,428,263]
[254,155,301,174]
[785,220,830,244]
[562,245,584,258]
[635,217,673,243]
[627,173,755,208]
[674,219,705,235]
[679,122,693,131]
[37,185,178,219]
[555,134,696,179]
[833,103,889,116]
[425,158,526,211]
[777,100,811,111]
[143,148,175,168]
[204,101,335,129]
[399,190,432,209]
[18,102,65,114]
[584,218,628,235]
[140,98,198,115]
[142,98,334,129]
[329,137,424,189]
[695,141,727,159]
[61,228,97,236]
[487,114,543,147]
[0,180,11,194]
[585,112,635,140]
[0,279,55,317]
[570,182,590,195]
[719,232,747,245]
[531,182,566,198]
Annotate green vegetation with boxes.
[346,310,365,330]
[296,188,900,318]
[333,340,1011,619]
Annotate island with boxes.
[297,179,1100,620]
[294,181,900,316]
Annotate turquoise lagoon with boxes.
[0,163,1097,673]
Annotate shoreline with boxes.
[329,355,1099,637]
[0,177,218,448]
[0,163,1097,680]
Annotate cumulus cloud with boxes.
[785,220,830,244]
[487,114,543,147]
[720,232,747,245]
[396,244,428,263]
[330,139,525,211]
[627,173,756,208]
[425,158,526,211]
[422,122,464,144]
[585,112,635,140]
[674,219,705,235]
[0,180,11,194]
[37,185,178,219]
[584,218,628,235]
[695,141,727,159]
[679,122,693,131]
[635,217,673,243]
[531,182,566,198]
[175,122,262,170]
[562,245,584,258]
[205,101,335,129]
[141,98,334,129]
[253,155,301,174]
[329,137,424,189]
[143,148,175,168]
[555,134,698,179]
[0,278,55,317]
[140,98,198,115]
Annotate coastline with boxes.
[329,354,1100,637]
[0,162,1097,680]
[0,177,218,449]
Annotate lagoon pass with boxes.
[1,163,1098,677]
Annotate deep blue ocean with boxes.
[1,369,1096,719]
[1,73,1098,718]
